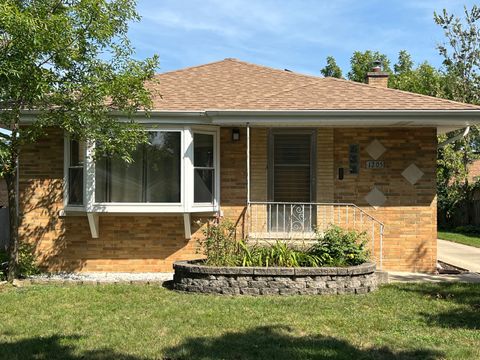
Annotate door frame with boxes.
[267,128,317,203]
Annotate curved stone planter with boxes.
[173,261,377,295]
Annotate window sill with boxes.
[59,204,219,216]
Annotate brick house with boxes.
[439,159,480,227]
[18,59,480,273]
[0,178,6,208]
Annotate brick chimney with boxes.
[366,60,389,87]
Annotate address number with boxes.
[366,160,384,169]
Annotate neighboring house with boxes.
[467,159,480,187]
[0,177,8,250]
[440,159,480,227]
[19,59,480,273]
[0,177,6,208]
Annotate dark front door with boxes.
[268,130,316,233]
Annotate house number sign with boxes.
[366,160,384,169]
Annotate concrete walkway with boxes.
[389,271,480,283]
[438,239,480,272]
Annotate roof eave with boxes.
[203,109,480,129]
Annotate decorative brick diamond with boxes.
[365,139,386,160]
[402,163,424,185]
[365,187,386,207]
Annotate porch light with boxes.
[232,128,240,141]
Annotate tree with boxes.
[390,61,443,97]
[0,0,158,280]
[347,50,391,83]
[434,5,480,224]
[393,50,413,75]
[320,56,342,78]
[434,5,480,104]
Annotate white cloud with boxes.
[130,0,480,75]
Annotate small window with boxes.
[349,144,359,175]
[68,139,84,205]
[194,133,215,203]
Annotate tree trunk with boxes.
[5,170,18,281]
[5,122,19,281]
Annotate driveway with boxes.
[438,239,480,273]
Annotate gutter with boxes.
[204,109,480,117]
[438,126,470,148]
[16,108,480,127]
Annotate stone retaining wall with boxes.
[173,261,377,295]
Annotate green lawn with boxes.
[0,283,479,360]
[438,230,480,248]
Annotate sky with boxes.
[130,0,477,76]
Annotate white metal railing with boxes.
[247,202,384,269]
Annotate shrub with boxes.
[0,243,40,280]
[198,220,370,268]
[199,218,239,267]
[453,225,480,235]
[311,225,370,266]
[17,242,40,277]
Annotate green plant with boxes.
[198,220,370,268]
[0,0,158,280]
[17,242,40,277]
[453,225,480,235]
[0,250,8,281]
[0,243,39,280]
[311,226,370,266]
[240,241,322,267]
[199,218,239,267]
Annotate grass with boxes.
[0,283,479,359]
[438,230,480,248]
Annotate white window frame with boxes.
[64,135,87,212]
[65,125,220,215]
[190,128,220,211]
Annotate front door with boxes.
[268,130,316,233]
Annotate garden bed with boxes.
[173,260,377,295]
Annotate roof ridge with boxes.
[324,77,480,109]
[225,58,325,82]
[154,58,238,77]
[155,57,326,83]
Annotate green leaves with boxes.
[347,50,391,83]
[0,0,159,167]
[320,56,342,79]
[434,5,480,104]
[0,0,158,279]
[433,5,480,221]
[200,221,369,268]
[311,226,370,267]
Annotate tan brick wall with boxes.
[19,126,437,273]
[317,129,335,202]
[333,128,437,272]
[246,127,437,272]
[250,128,268,202]
[18,129,206,272]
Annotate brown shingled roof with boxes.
[147,58,480,111]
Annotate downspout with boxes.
[246,123,250,205]
[438,126,470,148]
[246,123,251,238]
